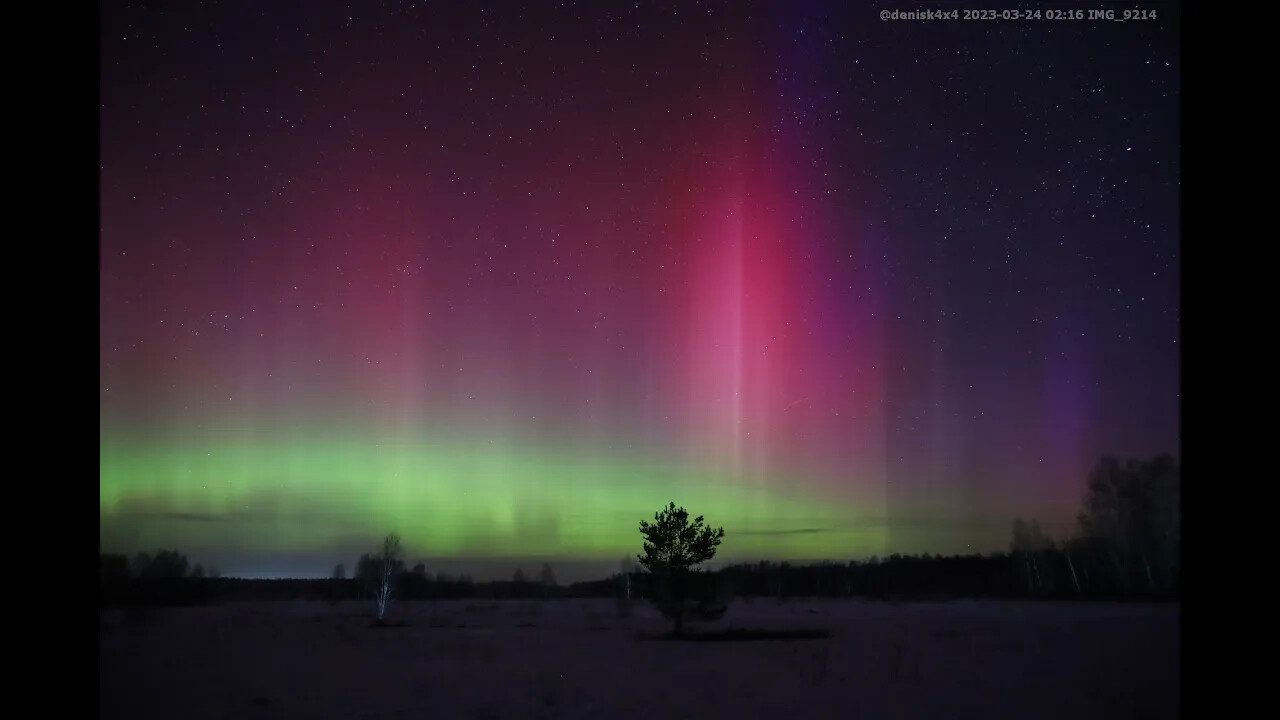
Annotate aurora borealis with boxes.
[100,2,1180,580]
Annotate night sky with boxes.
[99,1,1180,580]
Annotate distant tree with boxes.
[1010,518,1054,553]
[326,562,347,603]
[208,567,221,579]
[357,534,404,621]
[100,553,130,594]
[513,568,527,583]
[1078,454,1180,593]
[379,534,404,619]
[1060,538,1083,596]
[130,552,153,579]
[132,550,190,580]
[618,556,636,600]
[1010,518,1054,593]
[637,501,725,635]
[411,561,426,576]
[837,565,852,596]
[155,550,190,578]
[191,564,206,579]
[540,563,556,587]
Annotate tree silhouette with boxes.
[1010,518,1053,553]
[332,562,346,580]
[1078,454,1180,592]
[100,553,129,585]
[357,534,404,620]
[638,501,725,635]
[1010,518,1054,593]
[513,568,527,583]
[539,562,556,587]
[618,556,636,601]
[131,550,190,580]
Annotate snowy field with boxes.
[100,598,1179,719]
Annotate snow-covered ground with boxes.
[100,598,1179,719]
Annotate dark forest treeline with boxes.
[100,454,1178,607]
[99,548,1177,607]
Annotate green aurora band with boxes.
[100,428,889,568]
